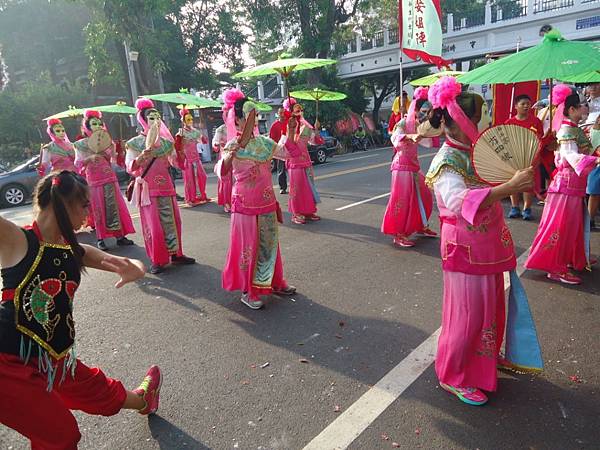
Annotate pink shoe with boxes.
[440,383,488,406]
[547,272,581,285]
[133,365,162,415]
[306,214,321,221]
[224,204,231,213]
[418,227,438,238]
[393,236,415,247]
[291,215,306,224]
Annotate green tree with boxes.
[80,0,246,96]
[0,73,93,165]
[0,0,91,87]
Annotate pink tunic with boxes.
[42,142,76,174]
[126,135,184,266]
[286,126,319,216]
[179,127,208,204]
[381,119,434,238]
[525,120,597,274]
[220,136,297,298]
[212,125,232,209]
[426,139,516,391]
[74,139,135,240]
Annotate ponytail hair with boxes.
[33,171,89,273]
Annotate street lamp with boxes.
[124,41,139,127]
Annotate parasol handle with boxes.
[316,100,319,124]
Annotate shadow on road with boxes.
[149,415,212,450]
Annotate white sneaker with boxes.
[240,293,264,310]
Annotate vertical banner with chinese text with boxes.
[399,0,449,68]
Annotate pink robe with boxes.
[286,126,319,216]
[179,127,208,204]
[126,135,184,266]
[525,121,597,274]
[74,139,135,240]
[427,140,517,392]
[41,142,77,174]
[381,119,433,237]
[219,136,297,298]
[212,125,232,209]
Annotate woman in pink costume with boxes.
[283,98,321,225]
[424,77,534,406]
[174,108,210,206]
[525,85,600,285]
[381,86,437,247]
[74,110,135,251]
[213,124,233,213]
[126,98,195,274]
[217,89,298,310]
[39,119,76,176]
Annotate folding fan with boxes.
[88,130,112,154]
[472,124,540,185]
[417,120,444,138]
[145,121,160,151]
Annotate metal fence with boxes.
[453,7,486,31]
[533,0,574,13]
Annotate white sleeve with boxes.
[433,170,468,216]
[560,140,586,169]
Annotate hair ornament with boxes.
[135,98,155,111]
[283,97,297,112]
[222,88,246,110]
[551,84,573,106]
[84,109,102,120]
[428,76,462,109]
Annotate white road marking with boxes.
[333,151,437,211]
[303,247,531,450]
[335,193,391,211]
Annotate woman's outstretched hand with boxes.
[100,256,146,288]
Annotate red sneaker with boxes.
[547,272,581,285]
[440,383,488,406]
[134,365,162,415]
[393,236,415,247]
[418,227,438,238]
[306,214,321,221]
[291,215,306,224]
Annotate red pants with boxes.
[0,353,127,450]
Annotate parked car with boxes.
[0,155,131,208]
[271,136,339,172]
[0,156,40,207]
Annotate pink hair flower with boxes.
[84,109,102,119]
[413,86,429,102]
[135,97,155,111]
[429,76,462,109]
[552,84,573,106]
[222,88,245,110]
[283,97,297,112]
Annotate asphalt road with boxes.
[1,148,598,450]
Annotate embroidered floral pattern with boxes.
[467,214,491,233]
[476,322,497,358]
[543,231,559,251]
[262,186,274,200]
[500,225,513,248]
[392,200,404,217]
[240,245,253,272]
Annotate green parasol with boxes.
[458,30,600,85]
[559,70,600,84]
[94,102,137,115]
[232,56,337,98]
[290,88,347,121]
[145,89,222,108]
[410,70,465,86]
[44,106,85,121]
